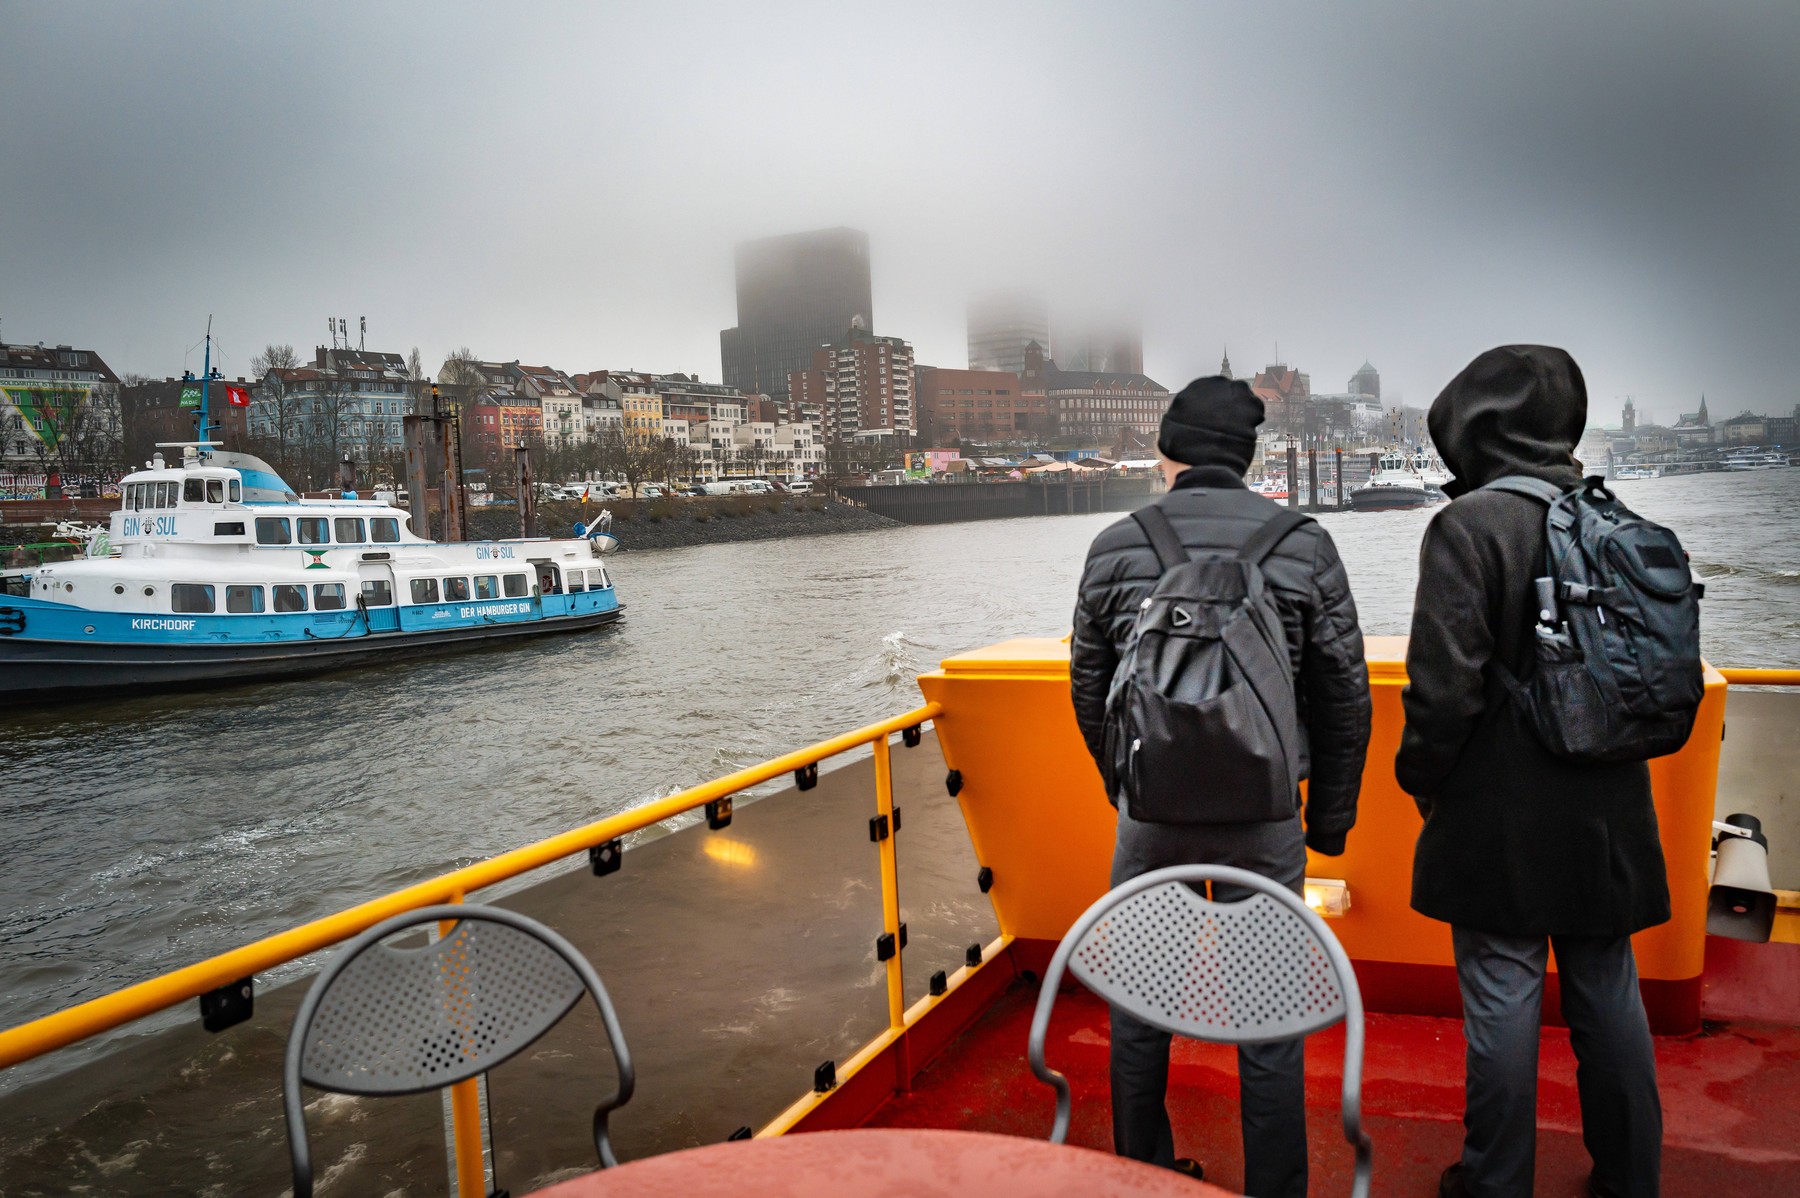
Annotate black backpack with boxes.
[1483,475,1704,763]
[1102,503,1309,824]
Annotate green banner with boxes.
[179,385,202,408]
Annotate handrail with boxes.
[0,702,941,1072]
[1720,668,1800,687]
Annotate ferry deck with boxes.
[0,638,1796,1195]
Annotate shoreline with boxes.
[467,496,902,551]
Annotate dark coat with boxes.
[1398,345,1671,937]
[1071,465,1372,854]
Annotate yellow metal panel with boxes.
[920,638,1727,990]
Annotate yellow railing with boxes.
[0,701,943,1197]
[1718,668,1800,687]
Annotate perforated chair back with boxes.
[283,904,633,1198]
[1028,865,1371,1198]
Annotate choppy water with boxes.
[1,468,1796,1076]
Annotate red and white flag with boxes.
[226,385,250,407]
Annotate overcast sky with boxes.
[3,1,1795,426]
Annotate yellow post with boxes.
[872,735,906,1033]
[438,897,487,1198]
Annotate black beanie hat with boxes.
[1157,375,1265,472]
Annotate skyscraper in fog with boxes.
[1052,316,1143,375]
[967,289,1050,375]
[720,227,873,404]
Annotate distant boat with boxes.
[1721,448,1791,471]
[1613,464,1663,480]
[1349,451,1441,511]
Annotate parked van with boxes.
[787,481,814,496]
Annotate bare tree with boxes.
[250,344,299,377]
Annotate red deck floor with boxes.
[864,980,1800,1196]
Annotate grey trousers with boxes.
[1109,807,1309,1198]
[1453,926,1663,1198]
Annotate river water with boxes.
[2,468,1797,1086]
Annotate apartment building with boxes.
[788,321,915,445]
[0,341,120,481]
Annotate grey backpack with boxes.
[1103,504,1309,824]
[1484,475,1704,763]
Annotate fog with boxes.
[2,1,1795,424]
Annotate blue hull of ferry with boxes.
[0,594,623,703]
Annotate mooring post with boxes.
[1334,446,1345,510]
[515,446,536,539]
[1287,444,1299,509]
[1307,449,1321,513]
[402,414,429,526]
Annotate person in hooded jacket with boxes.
[1398,346,1668,1198]
[1071,376,1372,1197]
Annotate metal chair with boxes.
[283,903,634,1198]
[1027,865,1372,1197]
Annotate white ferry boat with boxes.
[1613,463,1663,480]
[1349,450,1441,511]
[0,446,623,702]
[1722,448,1792,471]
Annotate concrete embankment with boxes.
[466,495,900,550]
[840,476,1163,524]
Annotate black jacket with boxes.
[1398,346,1671,936]
[1070,466,1372,854]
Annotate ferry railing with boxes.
[0,702,977,1197]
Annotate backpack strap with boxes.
[1237,508,1310,566]
[1131,505,1188,572]
[1481,475,1565,505]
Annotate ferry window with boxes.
[297,517,329,545]
[183,479,204,503]
[213,521,246,536]
[567,571,586,593]
[475,575,499,600]
[127,484,141,510]
[443,577,470,601]
[170,583,215,613]
[371,517,400,543]
[334,517,365,543]
[157,481,175,507]
[226,585,264,614]
[255,517,292,545]
[273,584,307,613]
[361,578,394,607]
[503,573,529,598]
[207,480,224,503]
[411,577,439,604]
[313,583,347,610]
[595,567,610,590]
[228,480,241,502]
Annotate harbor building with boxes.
[0,341,120,492]
[720,227,874,405]
[788,320,915,446]
[966,289,1050,375]
[514,365,584,448]
[1349,359,1381,400]
[119,376,251,466]
[251,346,415,470]
[1019,341,1166,446]
[915,365,1049,445]
[1250,362,1312,439]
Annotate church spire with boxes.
[1219,346,1232,379]
[1697,394,1709,426]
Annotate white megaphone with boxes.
[1707,813,1776,943]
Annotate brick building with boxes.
[120,376,252,465]
[787,321,915,445]
[1019,341,1166,446]
[915,366,1049,444]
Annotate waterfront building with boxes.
[466,397,544,468]
[653,373,749,430]
[1622,396,1637,433]
[119,377,251,466]
[1673,396,1714,448]
[915,365,1049,445]
[1766,413,1797,448]
[1019,341,1167,445]
[720,226,873,404]
[1720,413,1768,446]
[0,341,121,490]
[1349,360,1381,400]
[252,346,415,468]
[515,365,584,447]
[966,289,1050,375]
[788,320,915,445]
[1250,362,1312,438]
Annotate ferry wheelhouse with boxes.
[0,447,622,701]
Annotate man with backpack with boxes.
[1070,375,1372,1196]
[1399,346,1700,1198]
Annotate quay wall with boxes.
[839,477,1162,524]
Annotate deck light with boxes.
[1303,877,1351,918]
[1708,814,1775,943]
[702,837,758,869]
